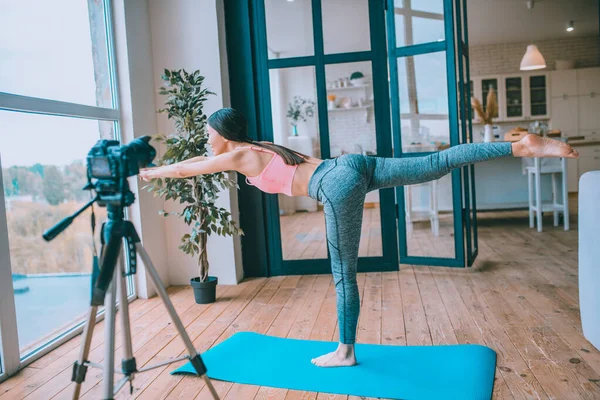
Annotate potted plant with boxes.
[350,71,365,86]
[145,69,243,304]
[286,96,315,137]
[471,87,498,143]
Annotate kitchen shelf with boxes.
[329,105,371,111]
[327,84,369,91]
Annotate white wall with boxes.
[114,0,243,297]
[470,35,600,77]
[325,61,377,156]
[113,0,168,298]
[148,0,242,286]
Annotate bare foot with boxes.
[311,343,357,367]
[512,134,579,158]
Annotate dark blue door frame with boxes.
[223,0,477,277]
[385,0,478,268]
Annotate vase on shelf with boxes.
[292,124,298,137]
[483,124,494,143]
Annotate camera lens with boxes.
[124,136,156,169]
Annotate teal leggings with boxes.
[307,142,513,344]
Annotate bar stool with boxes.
[526,155,569,232]
[404,180,439,237]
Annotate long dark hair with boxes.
[207,108,308,165]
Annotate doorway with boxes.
[224,0,477,277]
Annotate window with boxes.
[0,0,124,378]
[0,0,114,108]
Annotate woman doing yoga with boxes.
[139,108,578,368]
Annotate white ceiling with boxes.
[467,0,599,46]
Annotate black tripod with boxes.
[45,201,219,400]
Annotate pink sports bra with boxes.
[235,145,298,196]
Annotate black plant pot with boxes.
[190,276,218,304]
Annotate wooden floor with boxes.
[280,207,383,259]
[2,207,600,399]
[280,206,455,260]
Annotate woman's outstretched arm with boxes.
[177,155,210,164]
[138,151,240,181]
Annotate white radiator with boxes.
[579,171,600,351]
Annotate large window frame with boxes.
[0,0,134,381]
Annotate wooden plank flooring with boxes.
[280,207,384,259]
[2,207,600,399]
[280,206,456,260]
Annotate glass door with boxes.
[238,0,478,273]
[387,0,477,266]
[255,0,398,275]
[505,76,524,120]
[482,78,499,120]
[529,74,548,119]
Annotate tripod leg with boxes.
[136,243,220,400]
[72,306,98,400]
[102,267,118,400]
[117,253,136,376]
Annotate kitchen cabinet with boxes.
[567,145,600,192]
[470,76,499,124]
[577,68,600,95]
[551,67,600,144]
[579,94,600,132]
[472,72,549,123]
[567,157,579,192]
[481,77,499,119]
[551,95,579,136]
[528,75,549,119]
[579,155,600,176]
[503,76,524,121]
[551,69,578,97]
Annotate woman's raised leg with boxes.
[368,135,577,192]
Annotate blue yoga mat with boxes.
[172,331,496,400]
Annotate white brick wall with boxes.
[469,35,600,76]
[326,62,377,156]
[329,107,377,156]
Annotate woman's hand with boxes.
[138,167,157,182]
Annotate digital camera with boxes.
[85,136,156,206]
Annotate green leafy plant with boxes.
[145,69,243,282]
[350,71,364,80]
[286,96,315,127]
